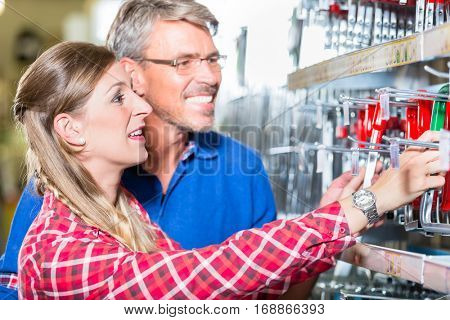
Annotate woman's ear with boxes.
[120,57,146,97]
[54,113,85,147]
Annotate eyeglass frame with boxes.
[133,54,227,74]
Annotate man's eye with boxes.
[177,59,193,67]
[208,56,219,64]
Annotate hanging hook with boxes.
[424,65,450,79]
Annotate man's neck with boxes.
[143,115,189,193]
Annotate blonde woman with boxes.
[16,41,445,299]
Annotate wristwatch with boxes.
[352,189,380,225]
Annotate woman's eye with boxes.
[112,92,125,104]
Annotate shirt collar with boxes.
[182,131,219,161]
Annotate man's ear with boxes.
[120,57,146,97]
[53,113,85,147]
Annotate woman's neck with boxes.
[82,160,123,204]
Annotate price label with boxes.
[385,252,402,276]
[380,93,390,120]
[343,101,350,126]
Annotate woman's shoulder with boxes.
[21,192,116,249]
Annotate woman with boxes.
[16,42,445,299]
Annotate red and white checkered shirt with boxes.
[18,190,355,299]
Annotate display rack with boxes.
[288,23,450,90]
[340,243,450,294]
[284,21,450,295]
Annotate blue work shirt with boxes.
[0,131,276,299]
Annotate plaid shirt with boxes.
[18,190,355,299]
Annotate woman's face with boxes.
[79,62,152,170]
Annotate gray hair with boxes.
[106,0,218,60]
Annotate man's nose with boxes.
[194,60,220,86]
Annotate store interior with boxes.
[1,0,450,299]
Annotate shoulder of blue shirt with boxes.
[193,130,267,171]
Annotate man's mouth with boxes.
[185,95,214,104]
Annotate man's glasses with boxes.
[135,55,227,75]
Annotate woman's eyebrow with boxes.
[106,81,126,94]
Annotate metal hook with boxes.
[376,87,450,103]
[340,95,417,107]
[347,136,390,149]
[424,65,450,79]
[382,136,439,149]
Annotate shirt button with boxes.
[339,227,346,234]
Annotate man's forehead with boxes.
[145,20,216,55]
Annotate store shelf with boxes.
[340,243,450,294]
[288,23,450,90]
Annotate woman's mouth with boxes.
[128,128,145,141]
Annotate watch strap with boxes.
[364,204,380,225]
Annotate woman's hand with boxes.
[370,130,446,215]
[319,163,382,207]
[339,130,446,234]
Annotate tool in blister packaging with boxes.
[382,5,391,43]
[446,0,450,23]
[363,101,388,188]
[440,98,450,214]
[406,106,419,140]
[389,7,398,40]
[346,1,357,51]
[397,6,406,39]
[362,3,374,47]
[441,102,450,214]
[416,0,426,32]
[436,0,445,25]
[338,17,348,55]
[336,109,349,139]
[364,102,376,139]
[405,10,415,36]
[329,3,343,53]
[353,2,366,49]
[425,0,436,30]
[356,109,367,147]
[373,2,383,45]
[404,94,433,230]
[420,84,450,234]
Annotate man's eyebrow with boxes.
[106,81,126,94]
[175,50,220,59]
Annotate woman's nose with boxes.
[133,94,153,116]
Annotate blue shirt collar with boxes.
[185,132,219,160]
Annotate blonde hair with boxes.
[13,41,158,253]
[106,0,218,60]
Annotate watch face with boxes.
[353,190,376,210]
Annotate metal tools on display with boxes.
[294,0,450,63]
[261,85,450,236]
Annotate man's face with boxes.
[140,20,222,132]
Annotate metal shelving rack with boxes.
[288,22,450,90]
[286,22,450,296]
[340,243,450,294]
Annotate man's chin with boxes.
[182,119,214,132]
[172,114,215,132]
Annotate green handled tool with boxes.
[420,83,448,232]
[430,84,448,131]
